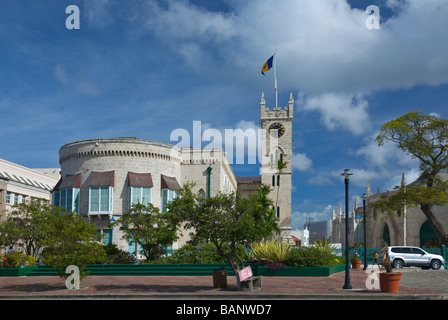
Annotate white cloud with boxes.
[430,112,441,118]
[291,153,313,172]
[356,132,418,168]
[291,205,333,230]
[103,0,448,99]
[383,168,421,191]
[53,64,99,96]
[308,174,333,186]
[298,92,371,135]
[144,0,237,42]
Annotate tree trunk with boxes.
[420,204,446,244]
[225,256,242,290]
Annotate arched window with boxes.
[270,148,284,168]
[420,220,437,247]
[382,224,390,245]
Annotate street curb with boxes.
[1,293,448,300]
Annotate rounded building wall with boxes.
[58,138,183,252]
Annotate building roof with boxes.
[236,176,261,183]
[88,171,115,187]
[128,172,154,188]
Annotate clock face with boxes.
[269,122,285,137]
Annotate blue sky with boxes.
[1,0,447,229]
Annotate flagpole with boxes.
[274,49,278,108]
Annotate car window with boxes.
[402,247,413,254]
[412,248,425,255]
[391,248,401,253]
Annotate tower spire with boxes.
[367,180,372,197]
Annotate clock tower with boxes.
[260,92,294,242]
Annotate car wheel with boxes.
[431,259,442,270]
[392,259,404,268]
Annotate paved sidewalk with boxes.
[0,267,447,300]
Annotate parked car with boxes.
[387,246,445,270]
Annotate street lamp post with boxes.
[355,212,362,255]
[341,169,353,290]
[207,166,212,198]
[109,216,116,245]
[362,194,368,270]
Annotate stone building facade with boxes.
[0,158,60,254]
[53,93,295,253]
[331,172,448,248]
[55,137,237,253]
[234,92,294,242]
[260,92,294,241]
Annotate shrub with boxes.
[168,243,225,263]
[250,241,292,263]
[102,243,137,264]
[25,255,37,266]
[3,252,26,268]
[167,243,248,264]
[313,240,338,255]
[285,247,340,267]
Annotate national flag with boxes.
[261,55,274,75]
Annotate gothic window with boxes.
[382,224,390,245]
[270,148,284,168]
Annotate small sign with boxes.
[238,266,253,282]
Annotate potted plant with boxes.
[350,254,362,269]
[349,241,363,269]
[378,242,402,293]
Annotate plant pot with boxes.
[351,259,362,269]
[379,272,402,293]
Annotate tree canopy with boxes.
[0,201,55,259]
[40,210,106,280]
[374,111,448,243]
[167,184,279,276]
[115,203,180,260]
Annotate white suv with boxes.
[388,246,445,270]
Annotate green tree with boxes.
[275,158,288,210]
[40,210,106,280]
[115,203,179,260]
[167,184,279,282]
[375,111,448,244]
[0,200,53,259]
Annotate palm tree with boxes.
[275,158,288,212]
